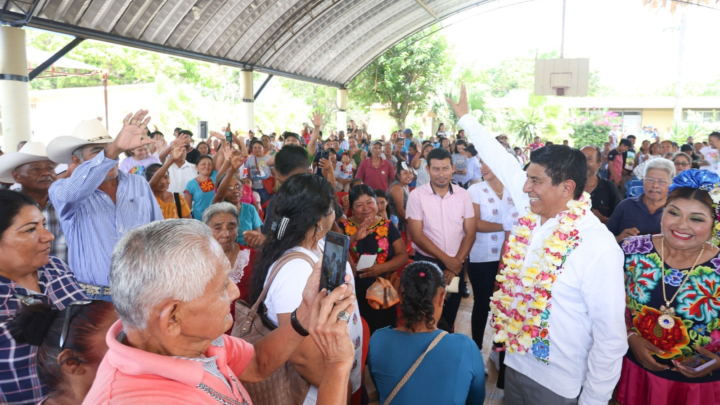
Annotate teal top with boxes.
[368,328,485,405]
[236,202,263,246]
[184,171,217,220]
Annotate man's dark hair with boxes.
[627,135,636,140]
[282,132,301,142]
[466,144,478,157]
[619,139,632,148]
[709,132,720,141]
[174,127,182,133]
[529,145,588,199]
[274,145,309,176]
[426,148,452,166]
[178,129,193,138]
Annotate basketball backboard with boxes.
[534,58,590,97]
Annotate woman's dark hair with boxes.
[666,187,715,221]
[349,184,376,208]
[145,163,163,182]
[196,155,213,167]
[250,174,335,304]
[373,189,389,217]
[349,178,363,188]
[529,145,588,199]
[673,152,692,164]
[650,143,660,154]
[8,301,115,393]
[196,141,209,152]
[0,190,37,238]
[399,261,445,331]
[249,139,264,150]
[437,123,444,132]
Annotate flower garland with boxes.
[489,192,591,358]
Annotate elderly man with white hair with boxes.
[607,158,675,242]
[83,219,356,405]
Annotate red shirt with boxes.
[355,158,396,191]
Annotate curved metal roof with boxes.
[3,0,492,87]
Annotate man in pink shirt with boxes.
[406,148,476,332]
[84,219,356,405]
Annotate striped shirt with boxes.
[49,150,163,286]
[0,256,88,405]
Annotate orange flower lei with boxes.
[489,192,590,356]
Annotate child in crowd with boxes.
[335,152,354,192]
[240,177,263,217]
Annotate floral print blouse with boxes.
[623,234,720,383]
[340,217,402,267]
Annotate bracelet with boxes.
[290,309,309,337]
[627,331,638,340]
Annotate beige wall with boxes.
[641,109,674,132]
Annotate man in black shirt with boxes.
[178,129,201,164]
[581,146,622,224]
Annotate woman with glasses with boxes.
[608,158,675,242]
[673,152,693,175]
[0,190,88,404]
[8,300,117,405]
[213,152,262,247]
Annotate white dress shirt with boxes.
[167,161,197,194]
[459,115,627,405]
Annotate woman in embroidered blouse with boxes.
[618,170,720,405]
[388,162,413,233]
[184,155,217,220]
[213,152,262,247]
[466,163,518,353]
[0,190,88,405]
[339,185,408,334]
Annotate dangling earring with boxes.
[318,225,324,233]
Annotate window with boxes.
[684,110,720,123]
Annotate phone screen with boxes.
[320,231,349,293]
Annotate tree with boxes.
[279,78,337,131]
[348,29,453,129]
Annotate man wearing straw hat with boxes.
[0,141,67,262]
[47,110,163,302]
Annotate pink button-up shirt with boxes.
[83,320,255,404]
[406,183,474,257]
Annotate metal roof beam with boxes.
[414,0,441,24]
[0,10,345,88]
[28,37,85,80]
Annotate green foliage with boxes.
[279,78,337,131]
[348,29,453,129]
[506,96,571,145]
[567,109,621,147]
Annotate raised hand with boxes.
[446,85,470,118]
[355,216,373,241]
[312,111,323,128]
[114,110,154,151]
[231,154,243,170]
[170,143,185,162]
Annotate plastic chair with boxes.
[628,186,644,198]
[624,180,642,193]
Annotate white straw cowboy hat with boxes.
[47,119,114,164]
[0,142,52,183]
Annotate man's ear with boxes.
[157,301,183,338]
[563,180,577,198]
[70,154,84,165]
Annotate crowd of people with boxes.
[1,87,720,405]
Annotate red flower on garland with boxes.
[633,306,690,359]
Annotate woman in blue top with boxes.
[213,153,262,246]
[368,261,485,405]
[184,155,217,220]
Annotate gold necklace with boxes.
[657,237,705,332]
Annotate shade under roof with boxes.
[3,0,492,87]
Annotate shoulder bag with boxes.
[383,331,448,405]
[173,192,183,219]
[231,251,314,405]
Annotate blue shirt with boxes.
[49,150,163,286]
[606,194,663,237]
[1,256,88,404]
[368,328,485,405]
[185,171,217,220]
[235,203,263,246]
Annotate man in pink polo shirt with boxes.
[84,219,356,405]
[406,148,476,332]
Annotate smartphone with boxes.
[679,354,717,372]
[320,231,350,293]
[321,149,330,160]
[225,122,233,144]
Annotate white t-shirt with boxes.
[701,146,719,172]
[263,242,362,405]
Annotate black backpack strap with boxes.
[173,192,184,218]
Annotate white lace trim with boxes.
[230,249,251,284]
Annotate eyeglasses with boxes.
[674,161,690,167]
[644,177,670,187]
[59,300,93,349]
[227,185,243,191]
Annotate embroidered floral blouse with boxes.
[340,218,402,268]
[623,234,720,383]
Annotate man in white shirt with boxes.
[166,145,196,194]
[337,131,349,151]
[448,86,627,405]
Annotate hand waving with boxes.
[114,110,154,151]
[355,216,373,241]
[170,143,185,162]
[312,111,323,128]
[446,85,470,118]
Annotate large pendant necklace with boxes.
[658,237,705,330]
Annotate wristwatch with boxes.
[290,309,309,337]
